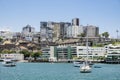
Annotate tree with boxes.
[19,50,30,59]
[77,33,85,37]
[31,51,42,61]
[0,37,3,42]
[102,32,109,38]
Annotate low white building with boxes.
[0,53,24,61]
[76,46,106,59]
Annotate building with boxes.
[0,30,13,40]
[0,53,24,61]
[40,21,71,47]
[22,24,35,41]
[76,46,106,60]
[72,18,79,26]
[42,46,77,61]
[84,25,99,37]
[40,22,53,42]
[105,44,120,63]
[42,45,107,61]
[72,18,83,38]
[32,32,40,44]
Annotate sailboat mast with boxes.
[86,32,88,61]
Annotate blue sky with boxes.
[0,0,120,38]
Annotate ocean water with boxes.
[0,62,120,80]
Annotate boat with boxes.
[80,61,91,73]
[94,66,101,68]
[80,35,92,73]
[73,61,82,67]
[2,59,16,67]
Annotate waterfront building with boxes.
[42,45,107,61]
[76,46,106,60]
[0,53,24,61]
[41,46,77,61]
[106,44,120,63]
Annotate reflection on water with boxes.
[0,62,120,80]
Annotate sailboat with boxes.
[80,35,92,73]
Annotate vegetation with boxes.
[77,33,85,37]
[0,37,3,42]
[102,32,109,38]
[31,51,42,61]
[19,50,30,59]
[92,43,104,47]
[1,49,16,54]
[19,50,42,61]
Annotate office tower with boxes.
[72,18,79,26]
[85,25,99,37]
[72,18,83,38]
[22,24,35,41]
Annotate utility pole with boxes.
[116,29,119,41]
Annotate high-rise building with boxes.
[72,18,83,38]
[72,18,79,26]
[40,22,53,42]
[22,24,35,41]
[84,25,99,37]
[22,24,35,33]
[40,22,71,42]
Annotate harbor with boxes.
[0,62,120,80]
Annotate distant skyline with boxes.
[0,0,120,38]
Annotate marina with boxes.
[0,62,120,80]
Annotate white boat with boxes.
[80,61,91,73]
[80,35,92,73]
[73,61,82,67]
[2,59,16,67]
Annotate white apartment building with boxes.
[0,53,24,61]
[0,30,13,39]
[76,46,106,59]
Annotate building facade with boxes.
[106,44,120,63]
[72,18,83,38]
[0,53,24,61]
[42,45,107,61]
[84,25,99,37]
[0,30,13,40]
[22,24,35,41]
[40,21,71,47]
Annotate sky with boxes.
[0,0,120,38]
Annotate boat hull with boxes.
[80,69,91,73]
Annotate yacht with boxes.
[80,35,92,73]
[2,59,16,67]
[80,61,91,73]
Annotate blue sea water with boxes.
[0,62,120,80]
